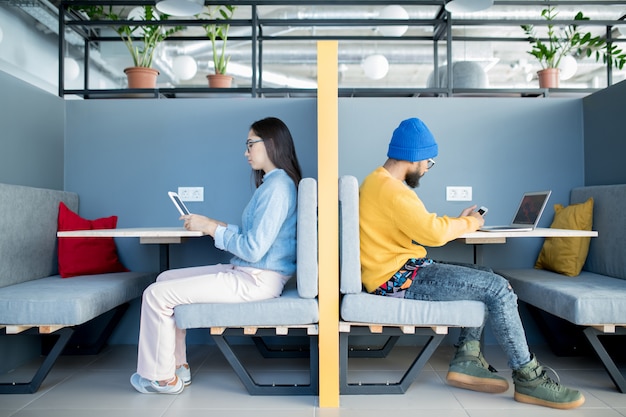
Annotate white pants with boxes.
[136,263,289,381]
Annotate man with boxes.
[359,117,584,410]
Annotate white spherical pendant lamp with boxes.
[445,0,494,14]
[156,0,204,17]
[172,55,198,80]
[378,5,409,37]
[362,54,389,80]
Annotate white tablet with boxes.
[168,191,190,216]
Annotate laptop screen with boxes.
[511,191,551,226]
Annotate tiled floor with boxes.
[2,341,626,417]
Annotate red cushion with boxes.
[57,202,128,278]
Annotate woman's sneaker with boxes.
[176,364,192,386]
[130,373,184,394]
[446,340,509,394]
[512,355,585,409]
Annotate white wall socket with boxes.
[446,186,472,201]
[178,187,204,202]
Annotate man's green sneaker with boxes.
[446,341,509,394]
[513,355,585,409]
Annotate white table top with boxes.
[57,226,598,245]
[57,227,204,244]
[459,227,598,244]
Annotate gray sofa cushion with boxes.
[0,183,78,288]
[339,176,362,295]
[499,268,626,325]
[175,285,319,328]
[296,177,318,299]
[341,292,485,327]
[571,184,626,280]
[0,272,156,326]
[338,175,485,328]
[499,183,626,326]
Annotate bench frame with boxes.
[339,322,448,395]
[583,326,626,393]
[206,326,319,395]
[528,305,626,393]
[527,304,626,393]
[172,178,319,397]
[0,327,73,394]
[0,303,130,394]
[338,175,485,395]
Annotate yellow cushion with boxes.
[535,197,594,277]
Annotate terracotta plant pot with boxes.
[124,67,159,89]
[207,74,233,88]
[537,68,559,89]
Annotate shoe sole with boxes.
[446,371,510,394]
[160,381,184,394]
[514,392,585,410]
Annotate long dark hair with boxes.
[250,117,303,188]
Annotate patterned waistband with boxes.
[372,258,433,297]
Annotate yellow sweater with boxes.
[359,167,481,293]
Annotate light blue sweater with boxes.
[213,169,297,276]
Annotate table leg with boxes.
[159,244,170,272]
[473,244,484,265]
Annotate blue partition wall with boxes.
[339,97,585,269]
[0,60,620,350]
[63,96,584,344]
[67,96,585,274]
[0,72,66,369]
[64,99,318,344]
[0,72,65,190]
[65,99,318,272]
[583,79,626,186]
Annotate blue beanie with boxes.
[387,118,438,162]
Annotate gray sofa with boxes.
[174,177,319,396]
[0,182,157,394]
[338,175,486,394]
[498,184,626,393]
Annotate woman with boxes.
[130,117,303,394]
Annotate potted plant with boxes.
[201,5,237,88]
[74,5,184,89]
[521,5,626,88]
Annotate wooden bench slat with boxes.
[590,324,623,333]
[5,325,69,334]
[432,326,449,335]
[338,321,449,335]
[210,327,226,335]
[6,325,32,334]
[40,325,66,334]
[208,324,318,336]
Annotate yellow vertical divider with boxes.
[317,40,340,408]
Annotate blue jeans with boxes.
[403,260,532,370]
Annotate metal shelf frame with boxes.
[58,0,625,98]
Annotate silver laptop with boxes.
[480,190,551,232]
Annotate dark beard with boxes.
[405,170,422,188]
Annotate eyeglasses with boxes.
[427,158,436,169]
[245,139,263,151]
